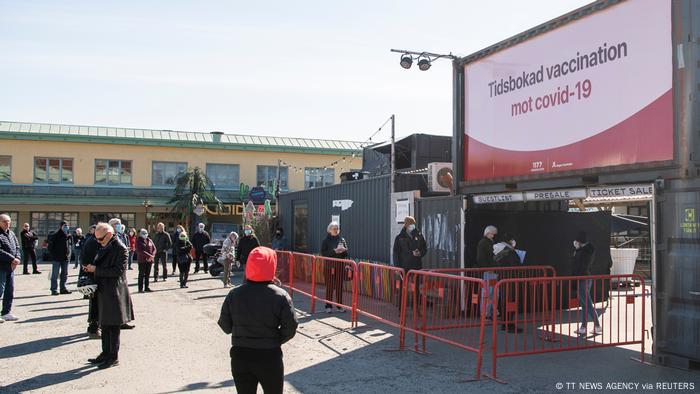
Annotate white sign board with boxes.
[473,192,524,204]
[525,188,587,201]
[396,199,410,223]
[587,184,653,198]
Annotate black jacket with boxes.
[79,235,99,281]
[476,237,495,268]
[393,228,427,270]
[153,231,172,254]
[191,230,211,252]
[177,239,193,262]
[48,229,72,262]
[20,229,38,250]
[320,234,348,259]
[73,234,85,250]
[171,231,181,263]
[0,228,20,272]
[218,281,298,349]
[572,243,596,276]
[94,237,134,326]
[236,235,260,265]
[494,244,520,267]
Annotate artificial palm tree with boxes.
[168,167,221,233]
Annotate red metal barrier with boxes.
[289,253,316,305]
[400,270,487,380]
[313,256,358,323]
[355,262,405,329]
[274,251,293,290]
[485,274,646,383]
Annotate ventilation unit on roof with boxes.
[210,131,223,143]
[427,162,453,193]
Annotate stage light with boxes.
[400,54,413,69]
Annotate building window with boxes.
[30,212,79,239]
[95,159,132,185]
[34,157,73,184]
[152,161,187,186]
[89,213,136,228]
[257,165,288,191]
[304,167,335,189]
[206,163,240,189]
[0,156,11,183]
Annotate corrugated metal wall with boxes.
[416,196,464,269]
[279,176,392,262]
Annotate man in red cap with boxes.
[218,246,298,394]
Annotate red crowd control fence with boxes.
[400,270,487,380]
[275,251,293,287]
[354,262,405,329]
[289,252,316,301]
[312,256,358,322]
[485,274,646,382]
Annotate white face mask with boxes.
[140,232,148,238]
[407,224,416,233]
[573,241,580,249]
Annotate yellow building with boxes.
[0,121,363,243]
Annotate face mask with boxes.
[198,225,205,232]
[244,229,252,236]
[116,224,124,233]
[573,241,580,249]
[511,240,516,248]
[62,225,69,233]
[140,231,148,238]
[179,234,187,241]
[407,224,416,232]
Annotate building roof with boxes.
[0,121,364,155]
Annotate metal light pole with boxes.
[390,114,395,195]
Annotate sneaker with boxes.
[593,326,603,335]
[575,326,587,335]
[1,313,19,321]
[325,307,333,314]
[0,317,4,323]
[337,307,346,313]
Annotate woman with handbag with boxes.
[320,221,348,314]
[176,232,193,288]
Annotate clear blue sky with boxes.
[0,0,592,142]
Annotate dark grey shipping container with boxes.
[279,175,409,262]
[415,195,464,269]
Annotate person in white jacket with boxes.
[218,232,239,288]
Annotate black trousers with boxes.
[137,263,152,292]
[88,294,99,333]
[101,325,121,360]
[22,248,37,273]
[153,252,168,280]
[230,347,283,394]
[178,262,191,286]
[194,250,208,272]
[172,254,178,274]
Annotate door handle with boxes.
[690,291,700,296]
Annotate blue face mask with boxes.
[407,224,416,233]
[62,225,69,233]
[244,229,252,236]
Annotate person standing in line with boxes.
[81,224,101,338]
[218,246,298,394]
[176,232,193,288]
[0,213,21,323]
[219,231,239,288]
[493,233,523,333]
[127,227,137,270]
[153,223,172,282]
[192,223,211,274]
[107,218,135,330]
[320,221,348,314]
[392,216,427,309]
[271,227,288,251]
[236,225,260,284]
[476,225,498,320]
[83,222,134,369]
[572,232,602,336]
[135,229,156,293]
[48,221,72,296]
[171,225,186,276]
[72,227,85,269]
[20,223,40,275]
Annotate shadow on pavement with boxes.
[18,312,87,324]
[0,365,99,392]
[195,294,227,301]
[156,379,234,394]
[18,299,82,307]
[0,333,89,359]
[31,304,86,312]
